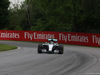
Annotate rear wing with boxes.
[48,39,58,42]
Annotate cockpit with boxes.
[48,39,58,44]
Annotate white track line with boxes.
[18,47,20,50]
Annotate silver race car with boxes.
[37,39,64,54]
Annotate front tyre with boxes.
[38,44,42,53]
[59,45,64,54]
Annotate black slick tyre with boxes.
[59,45,64,54]
[38,44,42,53]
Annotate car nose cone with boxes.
[49,44,53,51]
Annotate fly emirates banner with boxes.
[0,30,100,47]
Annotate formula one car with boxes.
[37,39,64,54]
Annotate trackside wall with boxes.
[0,30,100,47]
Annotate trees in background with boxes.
[9,3,26,30]
[0,0,10,29]
[22,0,82,32]
[2,0,100,33]
[76,0,100,33]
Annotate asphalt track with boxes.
[0,41,100,75]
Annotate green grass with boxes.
[0,44,18,52]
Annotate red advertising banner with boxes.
[0,30,100,47]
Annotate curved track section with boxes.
[0,41,99,75]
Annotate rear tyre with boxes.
[38,44,42,53]
[59,45,64,54]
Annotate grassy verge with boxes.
[0,44,18,52]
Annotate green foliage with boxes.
[31,0,74,32]
[9,3,26,30]
[8,0,100,33]
[0,0,10,29]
